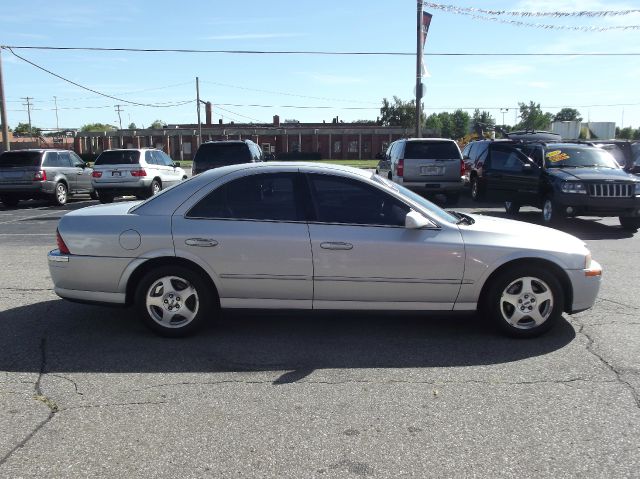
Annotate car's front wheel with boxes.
[504,201,520,215]
[484,265,564,338]
[135,265,213,337]
[619,216,640,231]
[542,197,563,224]
[470,177,483,201]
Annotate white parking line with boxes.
[0,211,64,225]
[0,233,53,236]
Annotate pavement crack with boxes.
[49,374,84,396]
[595,297,640,310]
[578,324,640,409]
[65,401,167,410]
[0,336,58,467]
[3,287,53,293]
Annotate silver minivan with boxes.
[377,138,465,204]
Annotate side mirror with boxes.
[405,210,434,229]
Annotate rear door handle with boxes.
[320,242,353,250]
[185,238,218,247]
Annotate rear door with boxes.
[401,141,462,183]
[484,144,539,202]
[43,151,76,189]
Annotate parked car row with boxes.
[462,135,640,231]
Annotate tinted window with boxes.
[308,174,409,227]
[462,143,472,158]
[58,152,73,167]
[187,173,301,221]
[70,152,85,167]
[42,152,64,167]
[404,142,461,160]
[488,148,524,172]
[193,143,252,169]
[95,151,141,165]
[475,142,489,164]
[0,151,42,167]
[145,151,156,165]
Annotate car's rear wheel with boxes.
[0,195,19,207]
[504,201,520,215]
[98,191,114,204]
[135,265,213,337]
[148,179,162,197]
[619,216,640,231]
[52,182,68,206]
[89,190,99,200]
[484,265,564,338]
[470,177,483,201]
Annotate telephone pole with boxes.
[196,77,202,147]
[0,48,10,151]
[22,97,33,136]
[415,0,424,138]
[53,96,60,131]
[114,105,123,129]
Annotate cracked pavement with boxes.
[0,199,639,477]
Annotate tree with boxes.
[128,122,137,129]
[617,126,634,139]
[471,109,495,135]
[451,109,470,139]
[515,101,553,131]
[150,119,166,129]
[424,113,442,134]
[437,112,453,138]
[80,123,116,132]
[553,108,582,122]
[352,119,377,124]
[13,122,41,136]
[379,96,425,129]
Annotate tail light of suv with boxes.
[130,169,147,177]
[460,159,466,176]
[33,170,47,181]
[397,159,404,178]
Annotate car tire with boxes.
[619,216,640,231]
[542,196,563,225]
[1,195,19,207]
[52,182,68,206]
[89,190,99,200]
[135,265,213,337]
[484,265,564,338]
[148,179,162,198]
[445,192,460,205]
[98,192,114,204]
[504,201,520,215]
[470,178,483,201]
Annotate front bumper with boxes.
[555,193,640,217]
[566,259,602,314]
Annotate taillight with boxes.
[92,171,103,178]
[56,229,70,254]
[33,170,47,181]
[397,159,404,178]
[460,159,466,176]
[130,169,147,177]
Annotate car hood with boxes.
[546,167,638,182]
[458,214,588,269]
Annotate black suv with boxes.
[0,149,95,207]
[466,140,640,231]
[191,140,263,175]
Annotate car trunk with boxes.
[93,151,143,184]
[0,152,42,184]
[402,142,461,182]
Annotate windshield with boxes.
[194,144,251,168]
[373,174,458,224]
[544,147,619,168]
[0,151,42,167]
[95,150,140,165]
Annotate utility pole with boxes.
[196,77,202,147]
[0,48,10,151]
[114,104,123,130]
[53,96,60,131]
[415,0,424,138]
[22,96,33,137]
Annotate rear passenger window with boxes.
[308,174,409,227]
[145,151,157,165]
[43,152,62,167]
[187,173,301,222]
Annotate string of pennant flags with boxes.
[423,2,640,31]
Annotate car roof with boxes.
[402,138,456,143]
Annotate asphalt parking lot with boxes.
[0,193,639,478]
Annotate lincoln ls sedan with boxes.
[48,162,602,338]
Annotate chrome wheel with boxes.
[543,199,553,223]
[499,276,554,329]
[151,180,161,195]
[145,275,199,328]
[54,183,67,205]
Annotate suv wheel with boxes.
[98,192,114,204]
[52,182,68,206]
[470,178,483,201]
[89,190,99,200]
[148,179,162,197]
[619,216,640,232]
[542,197,563,224]
[0,195,19,207]
[484,265,564,338]
[505,201,520,215]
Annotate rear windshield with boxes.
[404,142,460,160]
[0,151,42,167]
[194,143,251,168]
[95,150,141,165]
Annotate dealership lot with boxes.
[0,195,639,477]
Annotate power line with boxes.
[5,47,194,108]
[424,3,640,17]
[3,45,640,56]
[214,105,265,123]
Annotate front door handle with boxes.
[185,238,218,247]
[320,242,353,250]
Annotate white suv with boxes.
[92,148,187,203]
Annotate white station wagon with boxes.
[49,163,602,337]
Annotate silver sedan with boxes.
[48,162,602,337]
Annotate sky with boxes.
[1,0,640,132]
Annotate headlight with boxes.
[561,182,587,194]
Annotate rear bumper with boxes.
[398,178,464,193]
[93,178,152,197]
[0,181,54,197]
